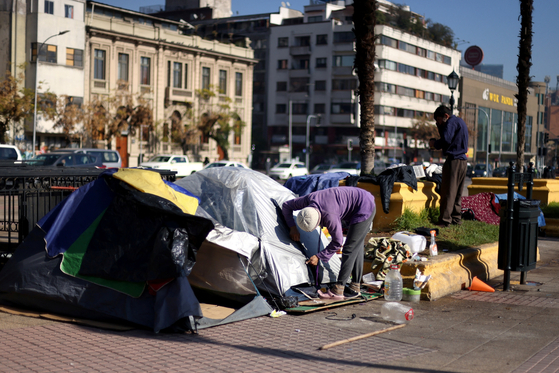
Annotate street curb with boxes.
[365,243,541,301]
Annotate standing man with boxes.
[429,105,469,227]
[281,187,376,300]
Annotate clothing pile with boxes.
[365,237,412,280]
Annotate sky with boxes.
[99,0,559,88]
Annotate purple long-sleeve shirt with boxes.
[282,187,375,262]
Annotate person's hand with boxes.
[289,226,300,242]
[306,255,319,266]
[429,138,436,150]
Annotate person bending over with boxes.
[282,187,376,300]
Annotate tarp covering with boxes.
[0,169,215,332]
[283,172,350,197]
[176,167,341,297]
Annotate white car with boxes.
[203,161,249,169]
[140,154,203,177]
[268,161,309,180]
[326,161,361,175]
[0,145,22,161]
[57,148,122,168]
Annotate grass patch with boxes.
[541,202,559,219]
[372,207,500,253]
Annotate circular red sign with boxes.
[464,46,484,67]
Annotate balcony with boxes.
[165,87,193,102]
[289,69,310,78]
[290,45,311,55]
[331,90,355,100]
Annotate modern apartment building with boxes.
[0,0,85,152]
[267,0,462,167]
[85,1,255,167]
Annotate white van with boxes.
[0,145,23,161]
[57,148,122,168]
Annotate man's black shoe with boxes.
[343,287,361,299]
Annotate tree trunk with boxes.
[353,0,377,175]
[515,0,533,169]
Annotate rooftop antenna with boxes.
[286,2,291,7]
[281,2,286,7]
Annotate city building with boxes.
[458,66,540,168]
[85,1,255,167]
[266,0,461,167]
[0,0,86,152]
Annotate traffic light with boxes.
[544,133,549,143]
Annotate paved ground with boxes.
[0,235,558,372]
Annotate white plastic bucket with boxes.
[391,231,426,254]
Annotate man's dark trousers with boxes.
[439,158,467,226]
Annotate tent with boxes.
[0,167,340,331]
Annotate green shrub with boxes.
[541,202,559,219]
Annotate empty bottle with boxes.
[384,264,403,301]
[429,230,438,256]
[381,302,415,324]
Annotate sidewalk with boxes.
[0,236,558,373]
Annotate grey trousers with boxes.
[439,158,468,225]
[337,206,376,285]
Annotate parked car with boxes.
[268,161,309,180]
[203,161,249,169]
[493,166,508,177]
[326,161,361,175]
[472,163,493,177]
[0,145,22,161]
[140,154,204,177]
[310,163,336,174]
[57,148,122,168]
[25,152,104,168]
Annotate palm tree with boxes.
[515,0,533,169]
[353,0,377,175]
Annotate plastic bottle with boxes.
[381,302,415,324]
[429,230,438,256]
[384,264,403,301]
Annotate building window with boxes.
[278,37,288,47]
[32,43,57,63]
[316,34,328,45]
[308,16,322,23]
[219,70,227,94]
[276,81,287,91]
[315,80,326,91]
[276,104,287,114]
[292,103,308,115]
[290,77,309,93]
[314,103,325,114]
[293,58,309,70]
[332,79,357,91]
[184,63,188,89]
[379,35,397,48]
[65,5,74,18]
[44,0,53,14]
[333,31,354,43]
[235,72,242,96]
[66,48,83,67]
[316,58,327,68]
[173,62,183,88]
[202,67,210,89]
[118,53,129,82]
[295,36,311,47]
[93,49,105,80]
[140,57,151,85]
[331,102,353,114]
[333,55,354,67]
[277,59,288,69]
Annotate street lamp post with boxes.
[288,100,292,161]
[305,114,318,170]
[447,70,459,114]
[32,30,69,155]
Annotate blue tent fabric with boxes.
[283,172,350,196]
[494,192,546,227]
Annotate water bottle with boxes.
[381,302,414,324]
[384,264,403,301]
[429,230,438,256]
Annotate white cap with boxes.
[296,207,321,232]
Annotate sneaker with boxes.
[326,289,344,301]
[343,287,360,299]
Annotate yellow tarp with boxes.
[113,169,199,215]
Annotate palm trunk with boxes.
[515,0,533,169]
[353,0,377,175]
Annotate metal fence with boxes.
[0,164,176,267]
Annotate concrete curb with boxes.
[365,243,541,301]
